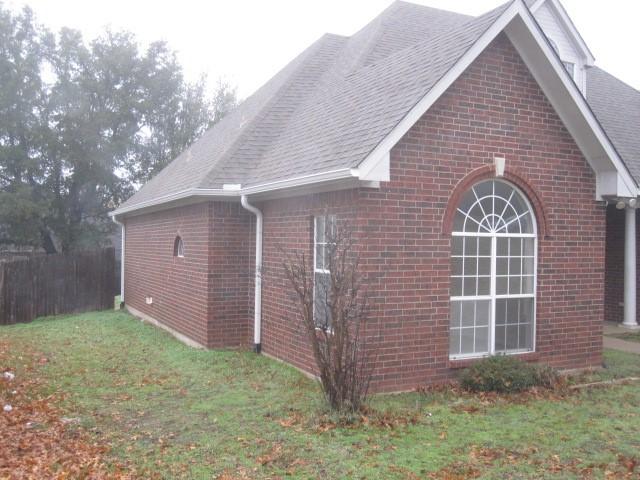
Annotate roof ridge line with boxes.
[342,1,511,82]
[392,0,474,19]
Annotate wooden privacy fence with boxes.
[0,248,116,325]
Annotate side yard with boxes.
[2,311,640,479]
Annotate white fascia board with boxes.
[596,171,637,200]
[508,7,637,197]
[110,188,230,218]
[111,168,361,218]
[542,0,595,65]
[357,1,523,180]
[358,152,390,181]
[596,171,618,199]
[240,167,358,195]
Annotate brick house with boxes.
[111,0,640,392]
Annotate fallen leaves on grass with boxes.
[428,444,639,480]
[419,381,570,408]
[428,446,529,479]
[0,340,134,479]
[277,405,421,433]
[253,440,308,475]
[215,467,253,480]
[360,406,421,429]
[388,464,422,479]
[256,442,283,466]
[278,409,305,429]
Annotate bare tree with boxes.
[283,215,376,412]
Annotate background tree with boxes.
[0,5,54,250]
[283,216,377,413]
[0,3,237,253]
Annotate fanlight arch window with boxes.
[173,236,185,258]
[450,179,537,359]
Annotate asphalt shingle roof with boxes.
[586,67,640,182]
[118,1,504,211]
[118,0,640,212]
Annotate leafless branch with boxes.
[282,212,377,412]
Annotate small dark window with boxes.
[313,214,336,329]
[173,236,184,257]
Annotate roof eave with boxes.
[109,188,232,220]
[110,167,364,219]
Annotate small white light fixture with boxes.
[494,156,505,177]
[630,198,638,208]
[616,200,626,210]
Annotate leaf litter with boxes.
[0,340,136,479]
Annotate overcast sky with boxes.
[6,0,640,98]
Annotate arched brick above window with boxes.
[442,165,550,239]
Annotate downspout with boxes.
[240,195,263,353]
[112,216,125,308]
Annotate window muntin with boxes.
[173,236,184,258]
[450,180,536,359]
[314,215,336,329]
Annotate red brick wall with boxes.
[259,191,360,374]
[124,202,253,348]
[124,203,213,346]
[207,202,254,347]
[258,33,605,392]
[604,206,640,324]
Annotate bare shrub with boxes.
[282,215,376,412]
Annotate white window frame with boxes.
[174,236,185,258]
[449,180,538,360]
[563,61,575,79]
[313,215,336,328]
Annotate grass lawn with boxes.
[2,310,640,479]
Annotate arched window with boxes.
[173,236,184,258]
[450,179,537,359]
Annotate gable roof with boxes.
[114,0,639,217]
